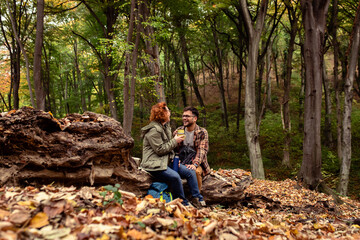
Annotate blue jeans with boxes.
[148,165,203,205]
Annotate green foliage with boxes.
[99,184,123,206]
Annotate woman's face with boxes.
[164,107,171,123]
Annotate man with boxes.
[174,106,210,192]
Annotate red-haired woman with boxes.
[140,102,204,206]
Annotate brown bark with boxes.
[0,107,252,204]
[236,59,243,131]
[139,0,165,103]
[282,1,299,167]
[73,39,87,113]
[123,0,140,136]
[332,0,342,160]
[212,24,229,129]
[169,43,187,107]
[266,44,272,108]
[299,0,330,189]
[177,21,205,109]
[33,0,45,111]
[322,66,333,147]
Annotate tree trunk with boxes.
[139,0,165,103]
[43,45,52,112]
[266,45,272,108]
[179,29,205,109]
[332,0,342,160]
[12,48,21,110]
[80,0,120,120]
[338,2,360,196]
[73,39,87,113]
[212,25,229,129]
[5,0,35,108]
[298,44,305,131]
[169,43,187,107]
[299,0,330,189]
[322,66,333,147]
[236,59,243,131]
[202,62,206,100]
[239,0,268,179]
[1,1,22,110]
[256,57,265,116]
[33,0,45,111]
[123,0,139,136]
[282,2,299,167]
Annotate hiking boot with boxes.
[192,198,206,208]
[199,199,206,207]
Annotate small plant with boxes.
[99,184,123,206]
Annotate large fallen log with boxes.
[0,107,252,204]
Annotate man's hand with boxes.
[185,164,196,170]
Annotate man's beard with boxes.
[183,121,193,127]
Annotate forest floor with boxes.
[1,169,359,240]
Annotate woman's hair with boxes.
[150,102,168,123]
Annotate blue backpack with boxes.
[147,182,173,203]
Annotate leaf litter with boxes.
[0,169,359,239]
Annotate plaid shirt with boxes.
[174,124,210,176]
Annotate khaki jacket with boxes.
[140,121,177,171]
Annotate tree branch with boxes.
[72,31,104,64]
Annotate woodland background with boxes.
[1,0,360,200]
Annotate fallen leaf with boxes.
[220,233,238,240]
[9,210,30,226]
[157,218,175,227]
[0,221,15,231]
[43,199,67,218]
[29,212,49,228]
[0,209,10,220]
[202,220,218,235]
[39,226,72,239]
[126,229,143,239]
[136,200,148,214]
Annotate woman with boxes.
[140,102,204,207]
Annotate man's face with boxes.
[182,110,197,127]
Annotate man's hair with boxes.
[183,106,199,118]
[150,102,168,123]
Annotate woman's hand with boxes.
[174,134,185,144]
[186,164,196,170]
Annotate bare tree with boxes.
[338,2,360,196]
[239,0,269,179]
[298,0,330,189]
